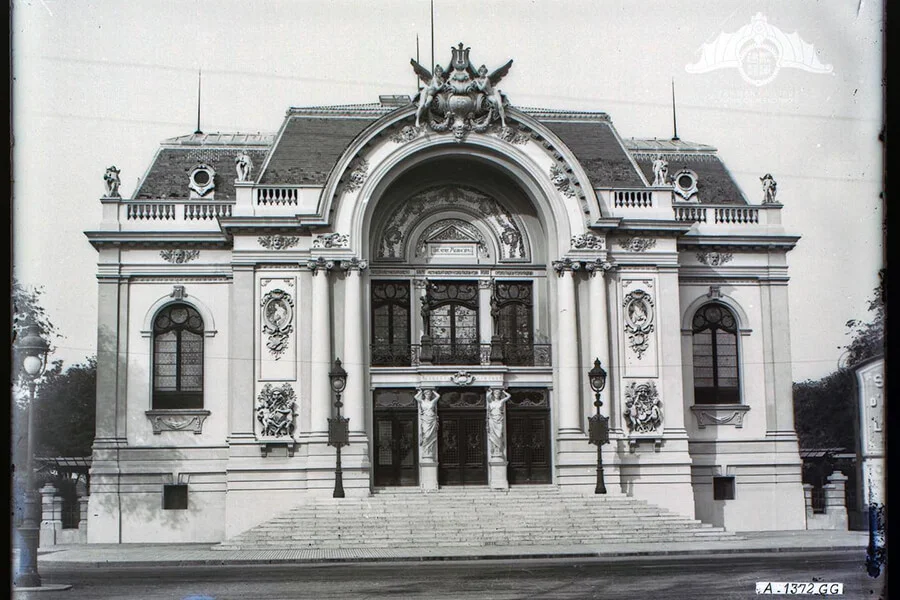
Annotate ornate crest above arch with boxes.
[414,219,490,261]
[373,185,530,262]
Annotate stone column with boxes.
[78,496,89,534]
[39,484,60,547]
[341,258,368,435]
[553,259,582,434]
[487,388,510,490]
[803,483,814,522]
[478,279,495,365]
[585,259,612,405]
[825,471,849,529]
[229,266,256,440]
[415,387,439,490]
[308,258,335,435]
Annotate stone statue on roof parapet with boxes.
[760,173,777,204]
[652,155,669,186]
[235,152,254,182]
[103,166,121,198]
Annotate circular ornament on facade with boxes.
[672,168,699,201]
[169,306,189,324]
[189,164,216,196]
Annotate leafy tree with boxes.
[792,270,885,450]
[30,357,98,457]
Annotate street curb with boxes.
[38,544,867,569]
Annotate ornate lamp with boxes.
[14,324,50,588]
[327,358,349,498]
[587,358,610,495]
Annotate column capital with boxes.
[478,278,494,289]
[306,257,335,274]
[552,257,581,275]
[584,258,615,277]
[340,257,369,272]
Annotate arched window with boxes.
[152,303,204,409]
[691,303,740,404]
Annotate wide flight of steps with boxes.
[217,486,737,550]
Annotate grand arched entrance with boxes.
[364,157,554,488]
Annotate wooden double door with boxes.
[437,389,488,486]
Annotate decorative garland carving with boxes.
[494,124,530,144]
[618,237,657,252]
[160,249,200,264]
[623,381,663,433]
[256,383,297,438]
[260,289,294,359]
[550,165,576,198]
[697,251,734,266]
[391,125,422,144]
[312,233,350,249]
[146,410,210,435]
[450,371,475,386]
[691,405,750,428]
[376,185,527,261]
[623,289,655,359]
[571,233,604,250]
[258,235,299,250]
[343,158,369,192]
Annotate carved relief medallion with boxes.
[258,235,300,250]
[261,289,294,359]
[618,237,657,252]
[312,233,350,249]
[550,165,576,198]
[571,232,604,250]
[160,249,200,264]
[623,289,655,359]
[623,381,663,433]
[256,383,297,438]
[343,158,369,192]
[696,251,734,266]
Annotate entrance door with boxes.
[438,389,487,485]
[373,389,418,487]
[506,388,551,484]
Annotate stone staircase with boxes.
[217,486,737,550]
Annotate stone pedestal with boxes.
[489,461,509,490]
[420,462,438,490]
[39,485,62,547]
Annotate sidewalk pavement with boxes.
[33,530,869,568]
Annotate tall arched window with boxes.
[153,303,204,409]
[691,303,740,404]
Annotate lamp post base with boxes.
[333,446,345,498]
[14,524,41,588]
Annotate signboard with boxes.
[855,357,884,506]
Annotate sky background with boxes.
[12,0,884,382]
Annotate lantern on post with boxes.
[587,358,609,495]
[14,324,50,589]
[327,358,349,498]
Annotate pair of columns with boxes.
[308,257,367,437]
[553,258,612,434]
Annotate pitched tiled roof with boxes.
[539,120,646,188]
[257,115,379,185]
[625,138,747,205]
[134,133,273,201]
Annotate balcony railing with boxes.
[370,342,552,367]
[256,187,300,206]
[673,205,760,224]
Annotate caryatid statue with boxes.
[104,165,121,198]
[235,152,253,182]
[414,388,440,461]
[760,173,777,204]
[487,388,511,460]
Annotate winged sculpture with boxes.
[410,43,514,140]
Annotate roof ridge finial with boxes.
[671,77,680,142]
[195,68,203,135]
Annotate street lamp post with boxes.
[587,358,609,495]
[327,358,349,499]
[14,324,50,588]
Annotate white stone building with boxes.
[86,46,805,543]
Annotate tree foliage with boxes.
[31,357,98,457]
[792,270,885,450]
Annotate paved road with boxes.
[18,551,884,599]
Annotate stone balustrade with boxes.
[256,186,300,206]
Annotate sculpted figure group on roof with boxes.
[411,43,513,141]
